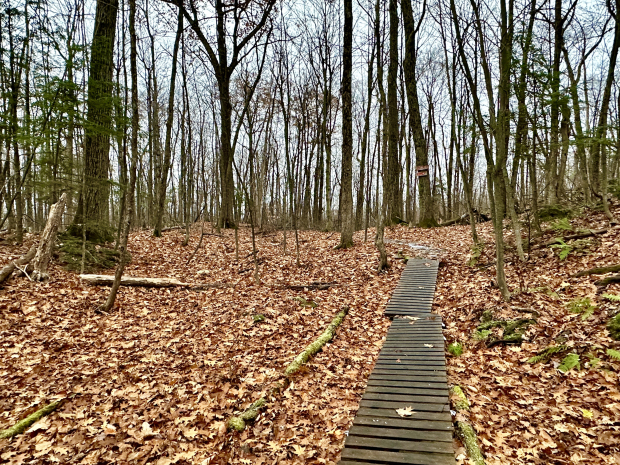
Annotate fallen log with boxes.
[227,398,266,432]
[283,281,337,291]
[0,399,63,440]
[0,244,36,285]
[571,263,620,277]
[596,274,620,287]
[285,306,348,376]
[31,193,67,281]
[450,386,485,465]
[227,306,349,432]
[80,274,191,287]
[533,225,620,250]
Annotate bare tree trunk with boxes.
[101,0,140,312]
[338,0,354,249]
[153,10,182,237]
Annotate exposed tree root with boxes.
[532,225,620,250]
[0,399,63,440]
[475,318,536,347]
[285,307,348,376]
[572,264,620,277]
[282,281,337,291]
[596,274,620,287]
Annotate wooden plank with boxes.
[368,374,447,383]
[341,448,454,465]
[344,435,453,454]
[373,364,446,373]
[362,392,448,404]
[367,378,447,387]
[365,386,448,397]
[354,415,452,430]
[359,400,449,413]
[374,359,445,366]
[348,425,452,443]
[355,407,450,422]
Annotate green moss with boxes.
[480,309,493,323]
[65,223,115,244]
[293,296,318,308]
[468,243,484,267]
[450,385,469,411]
[253,314,266,323]
[456,421,485,465]
[227,398,267,432]
[58,233,121,273]
[0,400,63,439]
[475,318,535,346]
[538,204,573,222]
[607,313,620,340]
[285,307,348,376]
[417,218,440,228]
[447,342,463,357]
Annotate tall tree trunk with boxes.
[338,0,354,248]
[386,0,401,224]
[154,10,183,236]
[592,0,619,222]
[74,0,119,234]
[102,0,140,312]
[402,0,435,227]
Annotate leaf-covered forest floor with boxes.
[1,205,619,464]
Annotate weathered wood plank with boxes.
[354,415,452,429]
[341,448,454,465]
[348,425,453,443]
[355,407,451,422]
[365,385,448,396]
[358,400,449,413]
[344,435,453,454]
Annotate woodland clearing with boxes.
[1,207,620,464]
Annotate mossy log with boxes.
[456,421,485,465]
[285,307,349,376]
[80,274,191,287]
[0,400,63,440]
[572,263,620,277]
[227,398,266,432]
[0,244,36,285]
[450,385,469,411]
[450,386,485,464]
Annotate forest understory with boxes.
[1,206,620,465]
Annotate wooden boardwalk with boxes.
[339,259,455,465]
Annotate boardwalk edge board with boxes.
[339,259,455,464]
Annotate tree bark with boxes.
[153,10,183,237]
[402,0,435,228]
[0,244,36,285]
[31,193,67,281]
[337,0,354,249]
[74,0,119,230]
[80,274,190,287]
